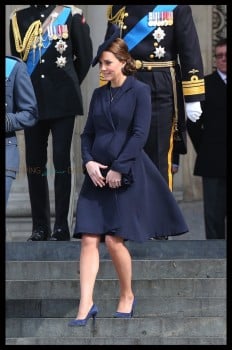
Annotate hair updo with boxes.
[107,38,136,76]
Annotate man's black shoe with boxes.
[150,236,168,240]
[27,229,51,241]
[49,228,70,241]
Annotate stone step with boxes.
[5,335,226,346]
[6,278,226,299]
[6,297,226,318]
[6,317,226,340]
[6,259,226,280]
[5,240,226,261]
[6,217,56,242]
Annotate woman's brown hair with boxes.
[107,38,136,76]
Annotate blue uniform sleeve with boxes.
[5,60,38,132]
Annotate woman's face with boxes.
[98,51,124,84]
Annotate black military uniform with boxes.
[106,5,205,190]
[9,5,93,241]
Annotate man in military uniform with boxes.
[9,5,93,241]
[6,55,38,206]
[105,5,205,191]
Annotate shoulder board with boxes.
[65,5,83,16]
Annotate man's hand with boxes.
[185,101,202,122]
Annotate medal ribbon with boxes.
[123,5,177,51]
[27,6,71,75]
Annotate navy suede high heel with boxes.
[68,304,98,326]
[113,298,136,318]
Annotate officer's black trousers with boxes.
[135,70,174,188]
[24,116,75,232]
[202,177,227,239]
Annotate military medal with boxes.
[148,12,155,26]
[57,25,63,39]
[55,56,67,68]
[48,25,57,40]
[167,11,173,25]
[62,25,69,39]
[152,27,166,42]
[55,39,67,54]
[54,24,68,68]
[148,11,173,27]
[154,46,166,59]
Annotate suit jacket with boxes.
[5,55,38,175]
[187,71,226,177]
[9,5,93,119]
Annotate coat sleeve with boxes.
[5,61,38,132]
[70,11,93,84]
[111,83,152,174]
[175,5,205,103]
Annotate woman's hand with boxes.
[85,161,108,187]
[105,169,122,188]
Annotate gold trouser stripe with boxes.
[168,125,175,191]
[168,66,179,192]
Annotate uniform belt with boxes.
[135,60,176,70]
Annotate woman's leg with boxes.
[76,234,101,319]
[105,235,134,312]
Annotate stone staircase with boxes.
[5,240,226,345]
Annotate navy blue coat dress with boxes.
[74,76,188,242]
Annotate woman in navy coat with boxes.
[69,26,188,326]
[5,55,38,206]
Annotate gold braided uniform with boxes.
[105,5,205,190]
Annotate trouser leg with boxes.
[50,116,75,240]
[24,121,51,233]
[203,177,226,239]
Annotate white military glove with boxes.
[185,101,202,122]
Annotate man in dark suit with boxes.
[187,38,227,239]
[105,5,205,191]
[9,5,93,241]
